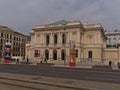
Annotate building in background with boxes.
[105,30,120,48]
[13,31,26,59]
[0,25,26,61]
[26,35,31,44]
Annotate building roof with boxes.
[0,25,8,28]
[33,20,81,30]
[105,30,120,35]
[50,20,69,25]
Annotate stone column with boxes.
[50,33,53,46]
[118,40,120,63]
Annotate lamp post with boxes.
[64,28,66,66]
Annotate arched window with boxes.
[53,50,57,60]
[45,50,49,60]
[61,49,66,60]
[46,35,50,46]
[54,34,58,46]
[88,51,92,60]
[1,32,3,37]
[62,33,66,45]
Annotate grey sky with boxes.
[0,0,120,34]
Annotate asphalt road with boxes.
[0,64,120,84]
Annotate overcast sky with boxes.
[0,0,120,34]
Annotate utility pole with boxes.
[64,28,66,66]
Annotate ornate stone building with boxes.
[26,20,120,65]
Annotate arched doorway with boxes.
[45,50,49,60]
[61,49,66,60]
[53,50,57,60]
[88,51,92,61]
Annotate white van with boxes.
[11,56,23,62]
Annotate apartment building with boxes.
[105,30,120,48]
[0,25,26,61]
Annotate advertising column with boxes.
[69,40,76,67]
[4,42,11,63]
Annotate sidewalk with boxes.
[0,72,119,90]
[53,64,120,71]
[1,60,120,71]
[1,61,120,71]
[53,64,92,69]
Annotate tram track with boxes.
[0,76,91,90]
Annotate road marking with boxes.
[52,67,120,75]
[37,72,61,76]
[91,74,120,79]
[87,76,120,82]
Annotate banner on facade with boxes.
[4,42,11,63]
[34,50,40,57]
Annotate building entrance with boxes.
[53,50,57,60]
[61,49,66,60]
[88,51,92,61]
[45,50,49,60]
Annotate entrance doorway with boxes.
[61,49,66,60]
[53,50,57,60]
[88,51,92,61]
[45,50,49,60]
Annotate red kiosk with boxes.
[69,40,76,67]
[69,48,76,66]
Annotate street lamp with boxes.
[64,28,66,66]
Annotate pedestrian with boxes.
[40,60,42,63]
[27,57,29,63]
[44,57,47,63]
[16,58,19,64]
[40,56,43,64]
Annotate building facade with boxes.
[27,20,117,65]
[0,25,26,61]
